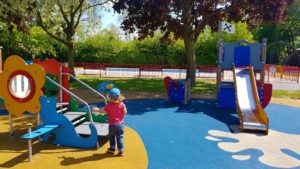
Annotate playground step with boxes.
[56,102,69,109]
[72,116,87,127]
[63,112,86,123]
[75,122,109,136]
[57,107,68,114]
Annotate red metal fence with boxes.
[75,62,299,83]
[264,64,300,83]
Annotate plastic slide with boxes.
[233,66,269,134]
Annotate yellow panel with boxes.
[0,55,45,116]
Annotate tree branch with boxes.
[36,11,67,45]
[74,9,83,30]
[57,2,70,24]
[84,0,111,10]
[72,0,85,16]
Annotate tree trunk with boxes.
[183,33,196,87]
[67,39,75,75]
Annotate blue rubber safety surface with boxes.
[0,109,8,115]
[2,99,300,168]
[121,99,300,169]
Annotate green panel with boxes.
[70,98,108,122]
[70,98,80,112]
[0,98,4,109]
[45,74,59,97]
[85,113,108,123]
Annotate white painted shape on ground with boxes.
[205,136,221,141]
[232,155,251,161]
[206,125,300,168]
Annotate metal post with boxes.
[59,65,63,103]
[9,113,14,138]
[61,73,107,104]
[36,113,40,126]
[46,76,94,123]
[216,21,223,100]
[261,38,267,83]
[27,123,32,162]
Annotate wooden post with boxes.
[0,46,3,73]
[260,38,267,83]
[216,21,223,100]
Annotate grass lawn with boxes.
[272,90,300,99]
[70,76,216,95]
[70,76,299,99]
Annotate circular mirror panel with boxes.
[9,75,31,99]
[8,70,35,102]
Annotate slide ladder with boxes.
[233,66,269,134]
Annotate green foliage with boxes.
[0,20,255,66]
[76,30,123,63]
[196,22,254,65]
[75,22,253,66]
[0,23,66,60]
[252,0,300,64]
[0,22,32,59]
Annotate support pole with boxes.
[9,113,14,138]
[260,38,268,83]
[59,65,63,103]
[26,123,33,162]
[216,21,223,100]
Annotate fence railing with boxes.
[74,63,218,79]
[264,64,300,83]
[75,62,299,83]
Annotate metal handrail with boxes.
[62,73,107,105]
[46,76,94,123]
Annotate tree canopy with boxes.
[0,0,111,72]
[113,0,294,86]
[253,0,300,64]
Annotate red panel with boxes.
[62,74,70,103]
[35,59,72,76]
[35,59,73,103]
[262,83,272,109]
[164,76,172,96]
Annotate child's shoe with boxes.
[118,151,125,156]
[106,147,116,154]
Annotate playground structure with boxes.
[216,39,272,134]
[164,76,191,104]
[0,55,110,161]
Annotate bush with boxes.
[0,23,66,61]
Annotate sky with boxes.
[101,9,121,29]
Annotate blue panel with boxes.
[25,60,33,65]
[168,80,185,104]
[234,46,250,67]
[97,81,115,93]
[218,83,264,109]
[39,96,98,148]
[218,83,236,109]
[21,125,59,139]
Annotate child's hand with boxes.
[93,107,100,112]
